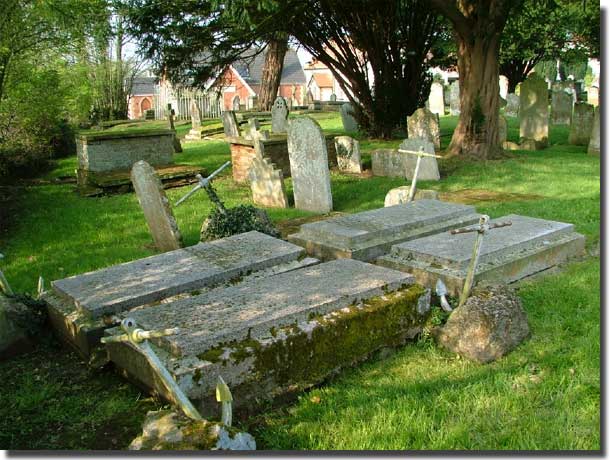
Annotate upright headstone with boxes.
[130,160,183,252]
[505,93,520,117]
[222,111,240,137]
[519,73,549,148]
[499,75,509,99]
[449,81,460,116]
[330,94,337,102]
[428,82,445,116]
[287,117,333,213]
[587,106,600,156]
[569,102,595,146]
[498,115,507,144]
[248,157,289,208]
[340,103,358,132]
[587,86,599,107]
[190,100,201,129]
[232,96,240,111]
[407,107,441,150]
[247,95,258,110]
[271,97,289,133]
[334,136,362,173]
[398,138,440,180]
[551,91,573,125]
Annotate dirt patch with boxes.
[276,212,345,239]
[439,189,543,205]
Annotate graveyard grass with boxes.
[0,113,600,450]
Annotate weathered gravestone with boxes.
[287,117,333,213]
[131,160,183,253]
[371,139,439,180]
[190,100,201,129]
[45,231,313,356]
[384,187,439,206]
[449,81,460,116]
[248,156,289,208]
[499,75,509,99]
[569,102,595,146]
[407,108,441,150]
[588,106,600,156]
[334,136,362,173]
[378,214,585,296]
[505,93,520,117]
[340,103,358,132]
[222,111,240,137]
[1,295,34,360]
[271,97,289,133]
[428,82,445,116]
[103,258,431,412]
[519,73,549,148]
[330,93,337,102]
[587,86,599,107]
[551,91,573,125]
[288,200,481,261]
[232,96,241,111]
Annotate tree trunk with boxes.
[258,34,288,111]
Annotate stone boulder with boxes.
[384,186,439,207]
[129,410,256,451]
[434,286,530,363]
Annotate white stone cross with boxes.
[397,147,442,202]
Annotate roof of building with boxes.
[305,59,328,70]
[131,76,156,95]
[232,48,306,86]
[311,73,333,88]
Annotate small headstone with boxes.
[428,82,445,116]
[287,117,333,213]
[449,81,460,116]
[247,95,258,110]
[190,100,201,129]
[551,91,573,125]
[131,160,183,253]
[498,115,507,144]
[330,94,337,101]
[271,97,289,133]
[499,75,509,99]
[221,111,240,137]
[248,157,289,208]
[569,102,595,145]
[505,93,520,117]
[519,73,549,148]
[244,118,261,140]
[232,96,240,111]
[340,103,358,132]
[397,138,440,180]
[334,136,362,173]
[407,108,441,149]
[384,186,439,206]
[587,86,599,107]
[588,106,600,155]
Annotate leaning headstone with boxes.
[449,81,460,116]
[190,100,201,129]
[222,111,240,137]
[505,93,520,117]
[384,186,439,206]
[248,156,289,208]
[334,136,362,173]
[131,161,183,252]
[551,91,573,125]
[569,102,595,146]
[499,75,509,99]
[407,108,441,150]
[498,115,507,144]
[519,73,549,148]
[397,138,440,180]
[287,117,333,213]
[588,106,600,156]
[340,103,358,132]
[271,97,289,133]
[428,82,445,116]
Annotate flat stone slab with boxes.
[52,231,306,320]
[288,200,481,261]
[378,214,585,295]
[126,259,414,357]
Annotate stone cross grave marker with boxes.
[190,100,201,129]
[221,111,240,138]
[398,138,440,181]
[287,117,333,213]
[131,160,183,252]
[519,73,548,148]
[569,102,594,146]
[588,106,600,155]
[397,143,442,202]
[166,103,183,153]
[340,103,358,132]
[271,97,289,133]
[175,161,231,213]
[449,81,460,115]
[334,136,362,173]
[248,156,289,208]
[407,107,440,149]
[551,90,573,125]
[428,82,445,116]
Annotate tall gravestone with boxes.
[232,96,240,111]
[551,91,573,125]
[428,82,445,116]
[222,111,240,137]
[588,106,600,156]
[340,103,358,132]
[130,160,183,252]
[248,157,289,208]
[334,136,362,173]
[569,102,595,146]
[271,97,289,133]
[519,73,549,148]
[499,75,509,99]
[407,107,441,150]
[287,117,333,213]
[190,100,201,129]
[505,93,520,117]
[449,81,460,116]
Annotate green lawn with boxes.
[0,112,600,450]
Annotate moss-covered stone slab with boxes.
[377,214,586,295]
[288,200,481,261]
[104,259,430,413]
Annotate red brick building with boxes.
[127,77,156,119]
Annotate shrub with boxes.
[200,205,280,241]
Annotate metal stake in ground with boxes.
[0,253,14,296]
[101,318,203,421]
[450,216,512,308]
[174,161,232,213]
[397,147,442,202]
